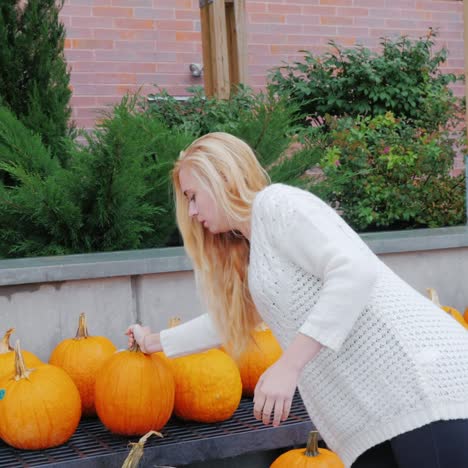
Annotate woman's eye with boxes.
[190,194,196,202]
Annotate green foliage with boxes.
[147,85,318,187]
[0,0,72,164]
[268,31,461,131]
[0,97,193,258]
[308,112,466,231]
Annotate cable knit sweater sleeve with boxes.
[256,184,378,352]
[159,313,222,358]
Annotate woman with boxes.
[127,132,468,468]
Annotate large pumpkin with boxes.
[0,341,81,450]
[271,431,344,468]
[49,313,117,416]
[235,322,282,397]
[0,328,42,380]
[166,318,242,423]
[94,343,175,436]
[427,288,468,329]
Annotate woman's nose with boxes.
[188,203,198,218]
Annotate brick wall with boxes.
[60,0,464,130]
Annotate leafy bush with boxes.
[307,112,466,231]
[146,85,320,188]
[268,31,461,131]
[0,98,193,257]
[0,89,321,258]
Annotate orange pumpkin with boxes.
[464,307,468,324]
[271,431,344,468]
[235,322,282,397]
[0,341,81,450]
[95,343,175,436]
[0,328,42,380]
[49,313,117,416]
[166,318,242,423]
[427,288,468,329]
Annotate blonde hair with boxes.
[172,132,270,357]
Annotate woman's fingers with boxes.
[282,398,292,422]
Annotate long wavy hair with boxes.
[172,132,270,357]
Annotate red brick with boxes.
[114,19,154,29]
[267,4,301,14]
[250,14,286,24]
[61,5,92,16]
[175,10,199,20]
[115,40,155,50]
[320,0,352,5]
[73,72,137,84]
[72,39,114,49]
[302,6,337,15]
[156,41,197,52]
[155,63,187,73]
[135,8,175,19]
[337,7,369,17]
[175,0,191,8]
[251,33,288,45]
[176,31,200,42]
[66,28,94,39]
[73,62,156,73]
[154,20,193,30]
[70,96,97,107]
[247,3,268,14]
[113,0,151,5]
[71,17,114,28]
[65,50,95,61]
[286,15,320,25]
[321,16,354,26]
[337,27,370,37]
[92,7,133,17]
[73,84,121,95]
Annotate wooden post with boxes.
[199,0,247,98]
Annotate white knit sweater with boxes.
[160,183,468,467]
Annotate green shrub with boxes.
[0,0,73,164]
[0,97,193,257]
[268,31,461,131]
[146,85,320,187]
[308,112,466,231]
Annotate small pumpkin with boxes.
[95,342,175,436]
[166,317,242,423]
[0,328,42,380]
[464,306,468,324]
[270,431,344,468]
[235,322,282,397]
[0,341,81,450]
[49,312,117,416]
[427,288,468,329]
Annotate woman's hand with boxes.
[252,332,323,427]
[125,324,152,353]
[253,358,300,427]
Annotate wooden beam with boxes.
[199,0,248,98]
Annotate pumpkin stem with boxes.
[13,340,33,381]
[121,430,163,468]
[75,312,89,339]
[304,431,320,457]
[0,328,15,354]
[427,288,442,307]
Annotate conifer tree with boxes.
[0,0,72,165]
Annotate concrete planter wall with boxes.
[1,226,467,361]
